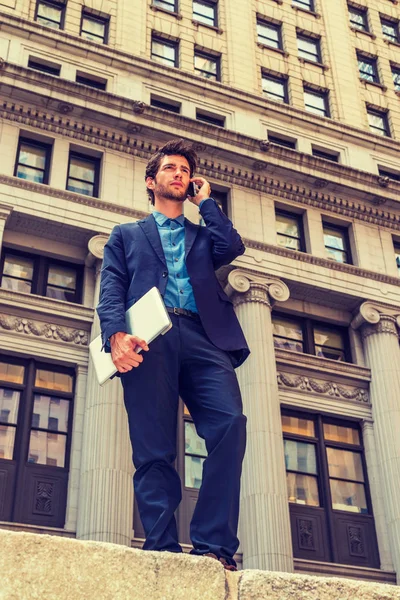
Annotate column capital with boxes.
[86,234,109,270]
[225,269,290,308]
[351,301,400,339]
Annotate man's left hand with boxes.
[188,177,211,206]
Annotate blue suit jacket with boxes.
[97,199,250,368]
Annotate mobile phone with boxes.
[189,182,197,197]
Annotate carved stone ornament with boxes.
[132,101,146,114]
[192,143,207,153]
[88,234,108,260]
[127,124,142,134]
[226,269,290,308]
[259,140,271,151]
[277,371,370,403]
[57,102,73,115]
[351,301,400,339]
[377,175,390,188]
[252,160,268,171]
[0,314,89,345]
[0,58,5,70]
[314,178,328,189]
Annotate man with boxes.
[97,139,250,570]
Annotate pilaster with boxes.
[228,268,294,573]
[0,204,13,252]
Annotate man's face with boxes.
[147,154,191,202]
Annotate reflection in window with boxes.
[1,253,34,294]
[185,421,207,489]
[28,430,66,467]
[80,11,109,43]
[35,0,64,29]
[67,153,99,197]
[194,52,219,80]
[272,316,304,353]
[193,0,217,27]
[46,265,78,302]
[314,326,346,361]
[257,21,282,49]
[32,395,69,432]
[276,210,304,251]
[0,363,25,385]
[35,370,73,393]
[262,74,288,103]
[304,87,329,117]
[15,140,51,184]
[323,224,351,264]
[151,37,178,68]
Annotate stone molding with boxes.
[0,313,89,345]
[0,288,94,323]
[0,203,13,222]
[275,348,371,382]
[245,240,400,287]
[351,301,400,339]
[277,371,370,403]
[225,269,290,308]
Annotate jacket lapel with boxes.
[184,218,199,259]
[137,214,166,267]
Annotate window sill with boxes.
[291,5,321,18]
[383,37,400,47]
[257,43,289,57]
[299,57,329,70]
[275,348,371,382]
[150,5,183,19]
[359,78,387,91]
[191,20,223,34]
[349,26,376,39]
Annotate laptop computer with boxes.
[89,287,172,386]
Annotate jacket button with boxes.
[162,271,168,277]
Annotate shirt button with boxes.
[162,271,168,277]
[180,290,184,294]
[174,258,178,262]
[172,243,176,246]
[177,274,180,278]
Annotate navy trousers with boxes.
[121,313,247,564]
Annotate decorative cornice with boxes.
[351,301,400,338]
[0,203,13,222]
[225,269,290,308]
[277,371,370,404]
[275,348,372,382]
[244,240,400,286]
[0,313,89,345]
[0,288,94,323]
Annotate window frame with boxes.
[192,0,218,28]
[322,221,352,265]
[262,72,289,104]
[357,54,379,83]
[194,49,221,81]
[152,0,178,13]
[34,0,66,30]
[27,57,61,76]
[381,17,399,43]
[150,95,181,113]
[367,107,390,137]
[195,109,225,127]
[0,247,84,304]
[348,5,369,32]
[14,137,52,186]
[268,133,297,149]
[80,10,110,44]
[66,150,101,199]
[297,33,321,63]
[151,35,179,68]
[391,65,400,91]
[275,208,306,252]
[312,147,340,162]
[304,86,330,117]
[292,0,314,12]
[257,19,283,50]
[75,72,107,90]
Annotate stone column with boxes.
[0,204,13,251]
[352,302,400,579]
[227,269,294,572]
[76,235,134,546]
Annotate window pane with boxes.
[298,37,318,61]
[16,165,45,184]
[67,179,94,196]
[1,276,32,293]
[304,90,326,114]
[185,455,204,488]
[287,472,319,506]
[276,214,300,237]
[35,370,73,393]
[330,479,367,513]
[273,317,304,352]
[37,2,62,28]
[284,440,317,474]
[185,421,207,457]
[69,158,95,183]
[193,1,215,26]
[3,255,34,281]
[257,22,279,48]
[324,423,360,445]
[47,265,77,290]
[195,54,217,77]
[19,144,46,169]
[82,16,106,39]
[314,327,344,351]
[327,448,364,481]
[282,415,315,437]
[382,21,397,41]
[28,430,66,467]
[153,0,175,9]
[32,395,69,432]
[0,425,16,460]
[152,40,176,65]
[263,77,285,102]
[0,388,20,424]
[0,363,25,385]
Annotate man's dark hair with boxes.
[145,139,197,205]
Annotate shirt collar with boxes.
[153,211,185,227]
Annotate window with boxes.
[348,5,369,32]
[196,109,225,127]
[66,151,100,197]
[193,0,217,27]
[297,34,321,63]
[378,166,400,181]
[272,314,349,361]
[150,95,181,113]
[367,108,390,137]
[391,65,400,91]
[0,248,83,303]
[28,57,60,76]
[0,357,74,527]
[323,223,351,264]
[80,10,109,44]
[194,51,220,81]
[292,0,314,11]
[275,209,305,251]
[211,190,228,215]
[282,410,379,568]
[152,0,177,12]
[35,0,65,29]
[394,242,400,275]
[312,147,339,162]
[14,138,52,185]
[357,54,379,83]
[184,421,207,489]
[268,133,297,149]
[381,17,399,43]
[76,72,107,90]
[151,36,179,68]
[304,87,329,117]
[257,20,282,50]
[262,73,288,103]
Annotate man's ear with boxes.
[145,176,155,190]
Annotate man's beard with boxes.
[154,181,188,202]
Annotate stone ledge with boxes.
[1,529,399,600]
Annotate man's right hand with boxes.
[110,332,149,373]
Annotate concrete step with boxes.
[0,529,399,600]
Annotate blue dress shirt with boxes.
[153,210,199,312]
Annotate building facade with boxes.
[0,0,400,586]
